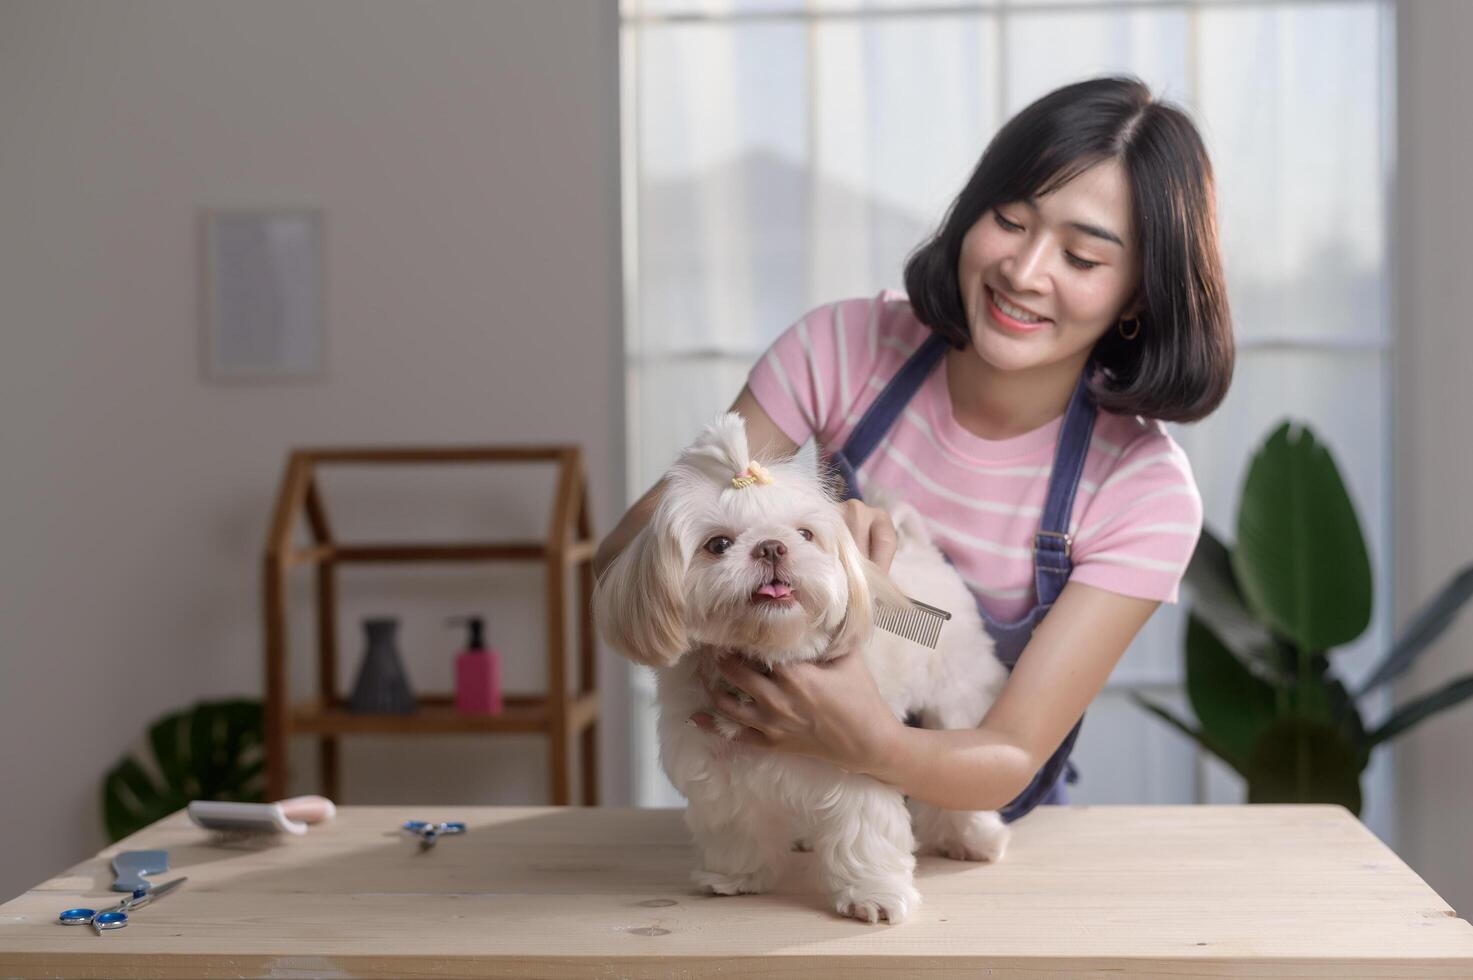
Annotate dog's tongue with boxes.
[756,582,793,599]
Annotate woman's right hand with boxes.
[841,498,897,573]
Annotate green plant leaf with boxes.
[1296,655,1368,747]
[190,703,218,798]
[101,699,265,843]
[1182,526,1285,683]
[1364,674,1473,748]
[1359,563,1473,696]
[223,700,262,762]
[102,758,170,844]
[230,759,267,792]
[1245,717,1365,814]
[149,712,191,799]
[1185,613,1280,770]
[1232,422,1372,652]
[1129,692,1245,776]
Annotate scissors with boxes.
[58,876,188,934]
[401,820,466,850]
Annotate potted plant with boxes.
[101,698,265,841]
[1133,421,1473,814]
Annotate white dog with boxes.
[594,413,1010,924]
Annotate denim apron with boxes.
[828,333,1097,822]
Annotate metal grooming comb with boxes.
[875,597,952,649]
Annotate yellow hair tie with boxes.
[731,461,773,489]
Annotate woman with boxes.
[595,75,1233,818]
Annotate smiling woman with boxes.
[599,75,1234,819]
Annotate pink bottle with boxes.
[450,616,502,714]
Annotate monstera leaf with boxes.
[102,699,265,842]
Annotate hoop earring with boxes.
[1117,316,1141,341]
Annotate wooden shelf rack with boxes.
[261,446,599,805]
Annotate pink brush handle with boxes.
[276,795,337,824]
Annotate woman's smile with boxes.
[985,285,1052,334]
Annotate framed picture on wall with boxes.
[201,208,326,382]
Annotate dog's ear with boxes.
[828,525,906,657]
[592,524,690,669]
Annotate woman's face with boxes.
[957,158,1141,374]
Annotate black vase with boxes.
[348,618,416,714]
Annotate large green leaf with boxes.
[1359,563,1473,696]
[1129,692,1244,776]
[1364,673,1473,748]
[102,699,265,842]
[1184,614,1280,770]
[1232,422,1372,652]
[1182,527,1285,683]
[102,758,172,847]
[1245,717,1364,814]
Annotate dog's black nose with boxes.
[753,539,786,562]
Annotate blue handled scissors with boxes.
[58,876,188,934]
[401,820,466,850]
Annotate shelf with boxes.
[263,444,600,805]
[282,540,598,568]
[289,694,600,736]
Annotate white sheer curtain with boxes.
[620,0,1396,842]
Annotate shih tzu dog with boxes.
[593,413,1009,924]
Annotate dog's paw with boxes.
[833,880,921,925]
[692,866,775,896]
[916,809,1010,863]
[790,837,813,852]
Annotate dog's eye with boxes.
[704,536,733,555]
[797,528,814,542]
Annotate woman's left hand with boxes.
[690,651,902,776]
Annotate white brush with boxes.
[187,796,336,836]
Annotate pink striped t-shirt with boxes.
[746,290,1204,623]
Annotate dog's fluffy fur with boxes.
[594,413,1009,924]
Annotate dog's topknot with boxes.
[672,412,762,490]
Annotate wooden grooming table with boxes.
[2,805,1470,977]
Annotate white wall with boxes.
[0,0,628,903]
[1394,0,1473,918]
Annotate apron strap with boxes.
[1002,373,1098,822]
[1031,368,1099,607]
[830,334,950,501]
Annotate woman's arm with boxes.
[698,579,1161,809]
[866,581,1161,811]
[593,386,799,579]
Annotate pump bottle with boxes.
[448,616,502,714]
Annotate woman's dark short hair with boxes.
[903,75,1233,424]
